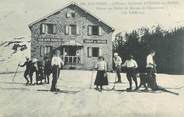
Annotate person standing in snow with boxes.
[44,56,52,84]
[113,53,122,83]
[146,50,158,91]
[50,50,64,92]
[18,57,31,85]
[94,56,108,92]
[37,60,45,84]
[29,58,38,85]
[122,55,138,91]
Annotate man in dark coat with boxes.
[44,57,52,84]
[18,57,31,85]
[29,58,38,85]
[37,61,45,84]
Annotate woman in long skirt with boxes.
[94,56,108,91]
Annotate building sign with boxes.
[38,38,63,42]
[83,39,107,44]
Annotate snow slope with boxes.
[0,70,183,117]
[0,40,30,73]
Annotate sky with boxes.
[0,0,184,41]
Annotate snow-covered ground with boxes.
[0,70,184,117]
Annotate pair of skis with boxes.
[89,71,179,95]
[89,70,117,90]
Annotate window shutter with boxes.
[88,47,92,57]
[99,27,102,35]
[69,26,72,35]
[53,24,57,34]
[44,46,47,55]
[66,12,71,18]
[65,25,69,35]
[88,26,92,35]
[76,25,80,35]
[41,24,46,34]
[45,24,48,34]
[99,47,102,56]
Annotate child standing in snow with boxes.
[122,55,138,91]
[94,56,108,91]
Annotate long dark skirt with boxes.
[94,70,108,86]
[147,68,158,90]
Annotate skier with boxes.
[29,58,38,85]
[113,53,122,83]
[137,72,148,91]
[50,50,64,92]
[122,55,138,91]
[37,60,45,84]
[146,50,158,91]
[94,56,108,92]
[18,57,31,85]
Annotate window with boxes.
[44,46,52,55]
[70,25,77,35]
[66,12,71,18]
[41,24,56,34]
[40,46,52,57]
[65,25,79,35]
[47,24,54,34]
[71,12,76,17]
[66,11,76,18]
[92,47,99,57]
[88,26,102,36]
[87,47,102,57]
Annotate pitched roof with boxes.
[28,2,115,31]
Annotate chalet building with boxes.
[29,3,114,70]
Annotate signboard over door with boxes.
[83,39,107,44]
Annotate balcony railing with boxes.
[64,56,81,64]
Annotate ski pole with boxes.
[90,70,94,89]
[157,85,179,96]
[56,66,59,89]
[12,62,20,82]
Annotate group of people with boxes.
[19,49,158,92]
[94,50,158,92]
[19,50,64,91]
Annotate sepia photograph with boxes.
[0,0,184,117]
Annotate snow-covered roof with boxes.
[28,2,115,31]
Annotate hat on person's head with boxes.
[98,56,104,60]
[128,55,134,59]
[149,49,155,54]
[25,56,29,60]
[114,53,118,56]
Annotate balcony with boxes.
[64,56,81,64]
